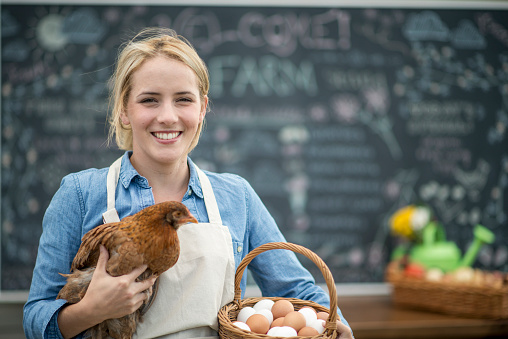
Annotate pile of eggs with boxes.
[232,299,330,336]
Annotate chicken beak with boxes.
[183,216,198,224]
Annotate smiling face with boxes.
[121,56,207,167]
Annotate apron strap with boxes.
[102,156,122,223]
[195,166,223,225]
[102,155,222,225]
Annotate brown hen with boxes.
[57,201,197,339]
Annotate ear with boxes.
[199,95,208,123]
[120,110,130,126]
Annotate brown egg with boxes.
[271,300,294,319]
[246,314,270,334]
[317,311,329,320]
[270,317,285,328]
[298,326,319,336]
[282,311,306,332]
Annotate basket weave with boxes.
[386,271,508,319]
[218,242,340,339]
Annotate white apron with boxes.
[102,157,235,339]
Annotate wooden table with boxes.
[339,295,508,339]
[4,295,508,338]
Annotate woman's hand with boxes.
[336,320,354,339]
[81,245,156,320]
[58,245,156,339]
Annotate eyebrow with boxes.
[137,91,159,96]
[136,91,196,97]
[175,91,197,96]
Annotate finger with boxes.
[134,290,150,308]
[135,276,156,294]
[127,263,148,281]
[95,245,109,273]
[336,320,353,339]
[122,290,148,314]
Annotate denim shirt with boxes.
[24,151,350,338]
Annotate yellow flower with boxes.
[390,205,432,240]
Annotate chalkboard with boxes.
[2,3,508,291]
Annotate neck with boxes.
[129,154,190,203]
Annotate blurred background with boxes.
[2,0,508,338]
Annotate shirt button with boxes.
[188,189,192,196]
[237,246,243,253]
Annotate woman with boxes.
[23,27,353,339]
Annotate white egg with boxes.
[237,307,256,323]
[232,321,251,331]
[298,307,318,326]
[310,319,326,334]
[279,326,298,337]
[267,327,282,336]
[255,309,274,325]
[267,326,297,337]
[253,299,275,312]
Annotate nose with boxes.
[157,103,178,124]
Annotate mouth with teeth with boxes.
[152,131,181,140]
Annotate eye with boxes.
[176,97,193,103]
[140,97,157,104]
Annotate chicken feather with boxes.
[57,201,197,339]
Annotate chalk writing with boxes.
[452,20,486,49]
[406,100,476,135]
[175,8,351,56]
[327,70,387,91]
[307,162,380,176]
[4,62,48,84]
[209,55,317,98]
[403,11,449,41]
[476,12,508,48]
[210,104,306,125]
[306,144,375,159]
[415,137,471,175]
[63,8,106,44]
[2,4,507,289]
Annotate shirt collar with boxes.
[118,151,146,188]
[187,157,204,199]
[118,151,204,199]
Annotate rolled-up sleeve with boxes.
[23,174,84,339]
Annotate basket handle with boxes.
[233,242,338,331]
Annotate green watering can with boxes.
[409,222,495,272]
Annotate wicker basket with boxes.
[218,242,340,339]
[386,270,508,319]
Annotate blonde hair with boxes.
[107,27,209,151]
